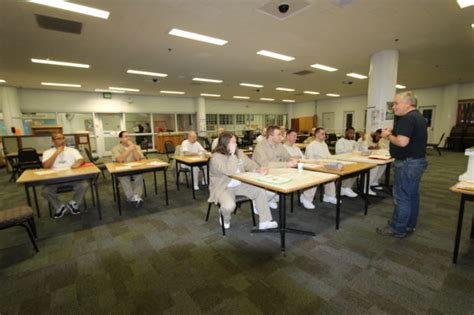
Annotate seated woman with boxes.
[209,132,278,230]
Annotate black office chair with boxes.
[140,138,150,159]
[164,141,175,163]
[84,148,106,178]
[205,195,256,236]
[426,132,445,156]
[6,155,21,182]
[18,148,42,173]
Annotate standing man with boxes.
[377,91,428,237]
[305,128,358,205]
[42,132,88,218]
[112,131,145,207]
[180,131,208,191]
[211,127,225,150]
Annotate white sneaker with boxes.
[194,185,200,191]
[323,195,338,205]
[341,187,358,198]
[259,220,278,230]
[268,199,278,210]
[299,195,315,209]
[368,188,377,196]
[252,201,259,215]
[219,216,230,229]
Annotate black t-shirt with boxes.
[390,110,427,160]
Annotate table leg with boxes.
[154,171,158,195]
[364,170,370,215]
[94,177,102,220]
[32,186,40,218]
[453,194,466,264]
[90,178,96,207]
[176,161,180,191]
[191,166,196,200]
[112,175,116,202]
[290,192,294,213]
[279,193,285,253]
[116,175,122,216]
[164,168,169,205]
[336,178,342,230]
[206,162,210,186]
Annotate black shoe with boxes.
[376,225,407,238]
[67,201,81,215]
[54,205,68,219]
[387,220,415,234]
[135,198,144,208]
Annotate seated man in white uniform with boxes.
[112,131,145,207]
[304,127,316,144]
[180,131,208,191]
[211,127,224,151]
[336,127,378,196]
[358,130,387,189]
[256,127,267,143]
[305,128,358,205]
[41,132,88,219]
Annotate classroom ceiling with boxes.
[0,0,473,104]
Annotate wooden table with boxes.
[173,155,210,199]
[105,159,170,215]
[302,160,376,229]
[295,143,307,151]
[450,184,474,264]
[16,165,102,219]
[230,168,339,253]
[333,152,394,193]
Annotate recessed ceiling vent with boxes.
[293,70,314,76]
[36,14,82,34]
[257,0,312,21]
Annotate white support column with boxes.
[366,49,399,132]
[196,97,206,137]
[0,86,24,135]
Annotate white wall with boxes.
[459,82,474,100]
[316,95,368,134]
[291,101,316,118]
[205,99,287,114]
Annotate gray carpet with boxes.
[1,150,473,314]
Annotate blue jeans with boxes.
[390,158,428,234]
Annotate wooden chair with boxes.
[0,206,38,252]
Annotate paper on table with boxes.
[147,161,168,166]
[125,162,142,166]
[187,157,204,161]
[455,181,474,191]
[115,166,132,171]
[257,175,292,185]
[34,170,57,175]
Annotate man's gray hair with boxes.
[397,91,418,107]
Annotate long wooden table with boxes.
[173,155,210,199]
[450,183,474,264]
[333,152,394,193]
[302,160,376,229]
[105,159,170,215]
[230,168,339,253]
[16,165,102,219]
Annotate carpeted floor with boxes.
[1,150,473,314]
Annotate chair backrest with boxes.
[140,138,149,158]
[165,140,175,154]
[437,132,445,145]
[450,125,464,137]
[18,148,41,164]
[84,147,95,163]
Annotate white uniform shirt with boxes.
[211,138,218,150]
[256,135,265,143]
[180,139,205,155]
[305,141,331,159]
[42,146,83,170]
[283,143,303,158]
[335,138,357,154]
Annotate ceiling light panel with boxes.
[192,77,223,83]
[256,50,295,61]
[160,90,185,94]
[127,69,168,77]
[396,84,406,89]
[457,0,474,8]
[276,87,295,92]
[304,91,320,95]
[282,99,295,103]
[109,86,140,92]
[233,96,250,99]
[95,89,124,93]
[311,63,338,72]
[240,83,263,88]
[346,72,368,79]
[41,82,81,87]
[31,58,90,68]
[326,93,340,97]
[200,93,220,97]
[29,0,110,19]
[260,98,274,101]
[168,28,227,46]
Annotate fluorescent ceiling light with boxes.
[109,86,140,92]
[260,98,274,101]
[41,82,81,87]
[457,0,474,8]
[127,69,167,77]
[282,99,295,103]
[396,84,406,89]
[95,89,125,94]
[192,77,223,83]
[326,93,340,97]
[200,93,220,97]
[276,87,295,92]
[311,63,338,72]
[240,83,263,88]
[256,50,295,61]
[346,72,368,79]
[31,58,89,68]
[168,28,227,46]
[0,80,6,83]
[29,0,110,19]
[160,90,185,94]
[233,96,250,99]
[304,91,320,95]
[472,23,474,28]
